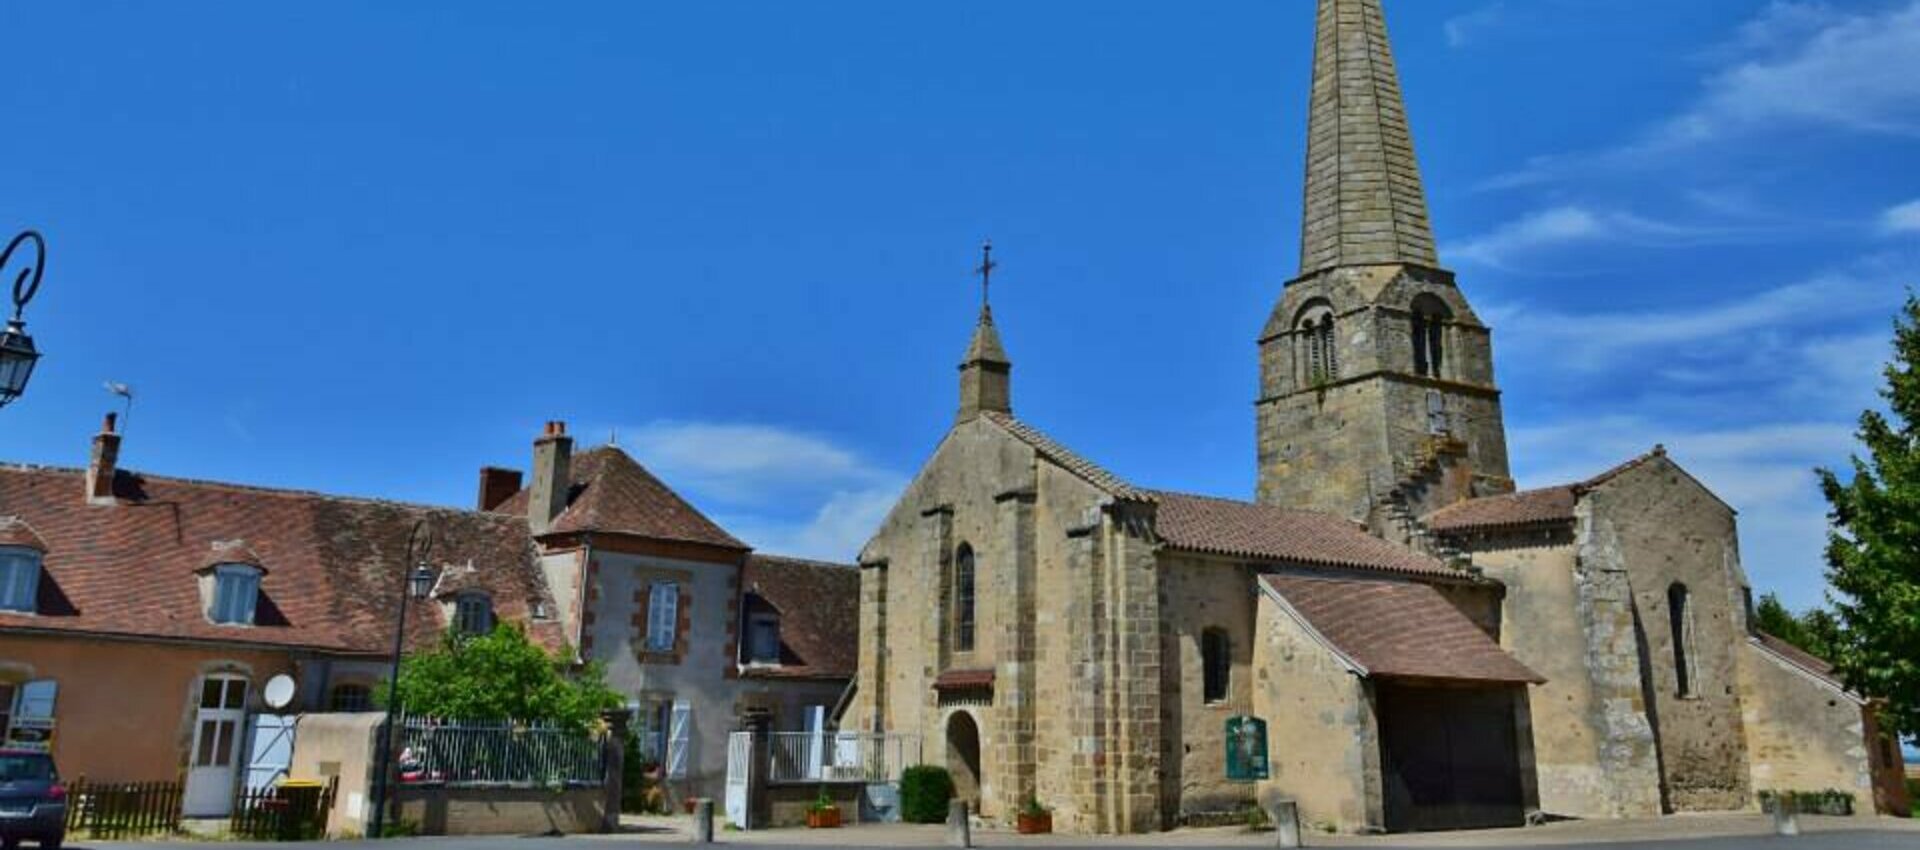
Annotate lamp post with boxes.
[370,519,436,839]
[0,230,47,409]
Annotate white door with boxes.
[243,714,295,791]
[184,675,249,816]
[723,732,750,829]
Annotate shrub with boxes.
[899,765,955,824]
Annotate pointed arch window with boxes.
[1669,583,1697,698]
[953,543,977,653]
[1411,294,1450,379]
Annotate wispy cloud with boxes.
[611,420,905,562]
[1481,0,1920,188]
[1880,199,1920,234]
[1444,3,1507,49]
[1448,205,1768,270]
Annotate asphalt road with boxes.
[63,831,1920,850]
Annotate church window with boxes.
[1296,303,1338,384]
[1201,628,1230,704]
[953,543,976,653]
[1668,583,1697,698]
[1411,295,1450,378]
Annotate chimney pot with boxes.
[103,412,118,434]
[529,420,574,534]
[86,412,123,505]
[477,466,525,512]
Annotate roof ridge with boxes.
[977,411,1151,501]
[0,462,513,520]
[749,553,858,570]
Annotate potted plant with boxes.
[1016,796,1052,834]
[806,789,842,829]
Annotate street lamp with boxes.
[370,519,436,839]
[0,230,46,409]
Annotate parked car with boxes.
[0,750,64,850]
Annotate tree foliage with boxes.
[1818,293,1920,737]
[1753,592,1843,662]
[382,623,623,733]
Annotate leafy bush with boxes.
[899,765,955,824]
[382,624,623,733]
[1757,789,1855,816]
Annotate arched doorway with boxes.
[946,711,983,809]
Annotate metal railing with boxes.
[64,778,183,838]
[397,719,608,788]
[766,732,920,785]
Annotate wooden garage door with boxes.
[1377,682,1525,833]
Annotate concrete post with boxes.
[1268,799,1302,848]
[691,799,714,844]
[946,800,971,848]
[1772,797,1800,837]
[743,714,773,831]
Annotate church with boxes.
[846,0,1910,834]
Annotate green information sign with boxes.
[1225,715,1269,781]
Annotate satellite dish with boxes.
[263,674,297,711]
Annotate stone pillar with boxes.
[743,714,773,831]
[993,488,1038,820]
[601,709,630,834]
[857,559,891,733]
[1102,505,1166,833]
[691,799,715,843]
[947,800,972,848]
[920,506,955,740]
[1062,510,1107,832]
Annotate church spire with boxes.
[958,241,1011,422]
[1299,0,1439,276]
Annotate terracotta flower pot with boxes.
[1017,812,1052,834]
[807,807,842,829]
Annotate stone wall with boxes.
[392,786,605,836]
[1250,589,1380,833]
[1582,457,1753,812]
[1156,554,1259,821]
[290,712,384,837]
[1739,640,1873,813]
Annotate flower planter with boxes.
[807,808,842,829]
[1016,812,1052,834]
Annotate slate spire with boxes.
[1299,0,1439,275]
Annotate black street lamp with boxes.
[370,519,436,839]
[0,231,46,409]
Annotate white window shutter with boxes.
[666,700,692,778]
[15,680,54,719]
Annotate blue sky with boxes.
[2,1,1917,615]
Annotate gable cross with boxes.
[975,240,997,311]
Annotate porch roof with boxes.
[1259,573,1544,685]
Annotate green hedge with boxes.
[900,765,955,824]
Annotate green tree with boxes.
[382,623,623,733]
[1753,592,1842,661]
[1818,294,1920,738]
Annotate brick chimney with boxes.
[477,466,524,512]
[528,421,573,534]
[86,413,121,505]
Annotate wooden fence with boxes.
[231,776,339,840]
[63,779,183,839]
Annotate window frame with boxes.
[745,611,781,665]
[328,683,373,712]
[0,546,40,613]
[453,592,495,637]
[1668,583,1697,699]
[209,564,263,626]
[953,543,977,654]
[645,582,680,653]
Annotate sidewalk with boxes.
[606,812,1920,848]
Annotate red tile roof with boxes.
[1260,573,1544,684]
[1424,448,1668,534]
[0,516,47,551]
[1154,491,1455,577]
[738,554,859,680]
[933,668,996,690]
[1753,631,1853,695]
[979,412,1152,501]
[0,463,565,655]
[493,447,746,550]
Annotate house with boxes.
[0,415,858,816]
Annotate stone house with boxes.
[0,415,858,816]
[850,0,1905,833]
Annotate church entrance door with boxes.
[946,711,983,811]
[1377,682,1525,832]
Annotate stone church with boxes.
[848,0,1910,834]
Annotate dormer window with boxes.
[746,611,781,664]
[454,592,494,636]
[210,564,262,625]
[0,547,40,613]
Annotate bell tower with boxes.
[1255,0,1513,535]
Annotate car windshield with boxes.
[0,755,51,782]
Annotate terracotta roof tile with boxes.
[1753,631,1850,693]
[493,447,746,550]
[0,463,565,655]
[0,516,48,551]
[1260,573,1544,684]
[1424,448,1670,535]
[979,412,1152,502]
[1154,491,1454,577]
[739,554,859,680]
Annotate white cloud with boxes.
[1448,206,1765,270]
[1444,3,1507,49]
[1880,199,1920,234]
[610,420,905,562]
